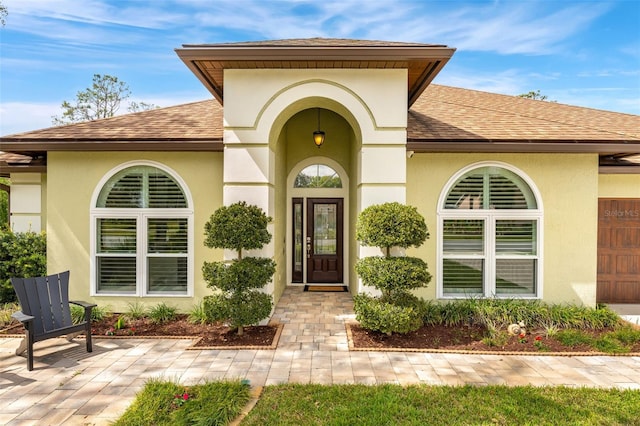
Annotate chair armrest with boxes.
[12,311,35,324]
[70,301,97,309]
[70,301,97,323]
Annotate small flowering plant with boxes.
[518,331,527,344]
[172,390,190,409]
[534,335,548,351]
[105,327,114,336]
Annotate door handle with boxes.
[306,243,311,258]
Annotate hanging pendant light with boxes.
[313,108,325,148]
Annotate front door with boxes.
[299,198,343,283]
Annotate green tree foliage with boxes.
[0,178,9,229]
[202,202,275,335]
[52,74,157,125]
[0,0,7,26]
[0,229,46,303]
[354,202,431,335]
[128,101,159,113]
[518,90,550,101]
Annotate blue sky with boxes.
[0,0,638,136]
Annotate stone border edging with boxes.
[345,322,640,357]
[0,323,284,351]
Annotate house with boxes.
[1,38,639,312]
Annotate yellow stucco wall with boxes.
[407,153,599,306]
[47,151,223,312]
[598,174,640,198]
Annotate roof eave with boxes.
[406,140,640,153]
[175,45,456,107]
[0,139,224,154]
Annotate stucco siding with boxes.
[599,174,640,198]
[407,153,599,306]
[47,151,223,312]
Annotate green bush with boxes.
[204,201,271,256]
[608,326,640,345]
[202,202,275,335]
[187,301,209,325]
[353,294,423,335]
[202,257,276,292]
[0,228,47,303]
[419,299,624,332]
[354,202,431,335]
[125,301,147,320]
[355,256,431,296]
[148,303,178,324]
[355,202,428,254]
[204,290,273,331]
[1,302,20,327]
[70,304,110,324]
[0,178,8,230]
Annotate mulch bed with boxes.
[3,315,639,354]
[1,314,280,348]
[347,323,640,354]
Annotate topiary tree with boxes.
[354,202,431,335]
[202,202,275,335]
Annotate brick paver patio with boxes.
[1,286,639,425]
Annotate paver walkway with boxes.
[1,286,640,425]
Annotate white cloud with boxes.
[3,0,611,55]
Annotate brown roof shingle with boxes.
[409,85,640,143]
[184,38,447,48]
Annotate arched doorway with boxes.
[287,158,349,286]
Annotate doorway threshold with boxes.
[304,285,348,292]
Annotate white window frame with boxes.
[90,161,194,297]
[437,161,543,299]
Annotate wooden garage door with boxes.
[597,199,640,303]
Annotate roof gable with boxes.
[175,37,455,106]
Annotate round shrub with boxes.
[353,294,423,335]
[355,256,431,294]
[203,257,276,292]
[204,290,272,330]
[356,202,428,252]
[204,201,272,255]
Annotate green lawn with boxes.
[243,384,640,425]
[115,380,640,426]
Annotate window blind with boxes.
[97,166,187,209]
[444,167,536,210]
[496,220,536,254]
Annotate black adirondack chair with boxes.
[11,271,96,371]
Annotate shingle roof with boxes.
[2,99,223,142]
[1,85,639,156]
[183,38,447,48]
[409,85,640,143]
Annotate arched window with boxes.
[438,164,542,298]
[294,164,342,188]
[91,164,193,296]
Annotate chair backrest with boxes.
[11,271,74,336]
